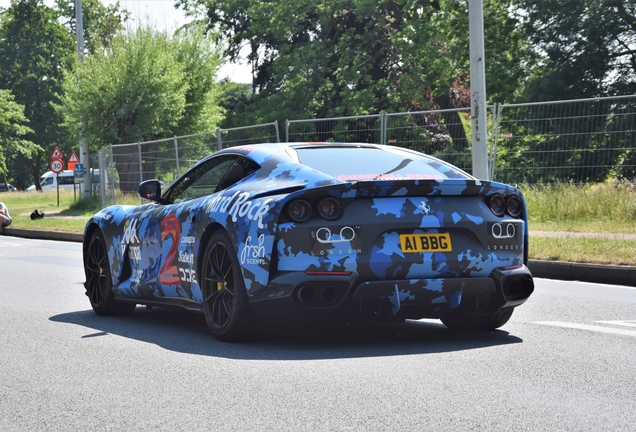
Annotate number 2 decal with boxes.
[160,215,181,285]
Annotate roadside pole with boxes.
[469,0,489,180]
[75,0,91,199]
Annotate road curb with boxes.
[1,227,84,243]
[2,227,635,287]
[527,260,636,287]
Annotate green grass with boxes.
[2,181,635,265]
[521,179,636,234]
[530,236,636,266]
[2,190,139,233]
[519,179,636,265]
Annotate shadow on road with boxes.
[50,306,523,360]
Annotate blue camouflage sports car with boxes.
[83,142,534,341]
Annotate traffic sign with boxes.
[50,159,64,174]
[68,151,80,171]
[74,163,84,184]
[51,146,64,161]
[74,163,85,177]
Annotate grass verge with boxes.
[530,236,636,266]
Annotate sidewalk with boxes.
[2,227,635,287]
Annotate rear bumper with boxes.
[248,265,534,322]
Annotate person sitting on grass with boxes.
[0,202,12,227]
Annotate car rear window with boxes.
[294,146,469,180]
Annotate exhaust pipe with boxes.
[319,286,339,305]
[504,280,522,298]
[503,278,534,299]
[521,278,535,296]
[295,285,316,305]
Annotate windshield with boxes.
[294,146,469,180]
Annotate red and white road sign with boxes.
[50,146,64,161]
[50,159,64,174]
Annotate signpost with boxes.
[73,163,85,201]
[50,147,64,206]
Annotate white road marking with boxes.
[539,279,636,291]
[595,320,636,328]
[533,321,636,337]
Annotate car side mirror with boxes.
[138,180,162,202]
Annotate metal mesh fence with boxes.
[219,122,280,149]
[286,115,383,144]
[96,95,636,205]
[384,108,475,174]
[99,123,280,205]
[493,96,636,184]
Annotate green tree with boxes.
[490,1,636,183]
[0,89,40,188]
[55,0,130,53]
[61,25,224,191]
[0,0,76,190]
[516,0,636,100]
[441,0,534,104]
[179,0,531,151]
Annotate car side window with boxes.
[216,157,258,191]
[164,156,258,204]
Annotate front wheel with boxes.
[441,308,514,331]
[201,231,254,342]
[84,230,136,316]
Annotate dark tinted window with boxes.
[164,155,258,204]
[295,147,468,180]
[59,175,76,185]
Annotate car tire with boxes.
[441,308,514,331]
[85,230,136,316]
[201,230,254,342]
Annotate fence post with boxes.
[274,120,280,143]
[216,129,223,151]
[109,144,116,205]
[380,112,387,145]
[285,119,290,142]
[138,142,143,184]
[98,149,106,208]
[174,135,181,177]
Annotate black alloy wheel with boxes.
[85,230,136,316]
[201,231,253,341]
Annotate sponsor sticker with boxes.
[487,221,522,251]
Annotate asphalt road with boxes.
[1,237,635,431]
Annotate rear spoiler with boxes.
[352,179,518,198]
[251,179,520,201]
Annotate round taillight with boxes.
[316,197,342,220]
[489,194,505,217]
[506,195,523,218]
[286,199,312,222]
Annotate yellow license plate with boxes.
[400,233,452,253]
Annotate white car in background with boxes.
[26,169,107,192]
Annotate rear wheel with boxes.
[201,231,253,342]
[441,308,514,331]
[84,230,136,316]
